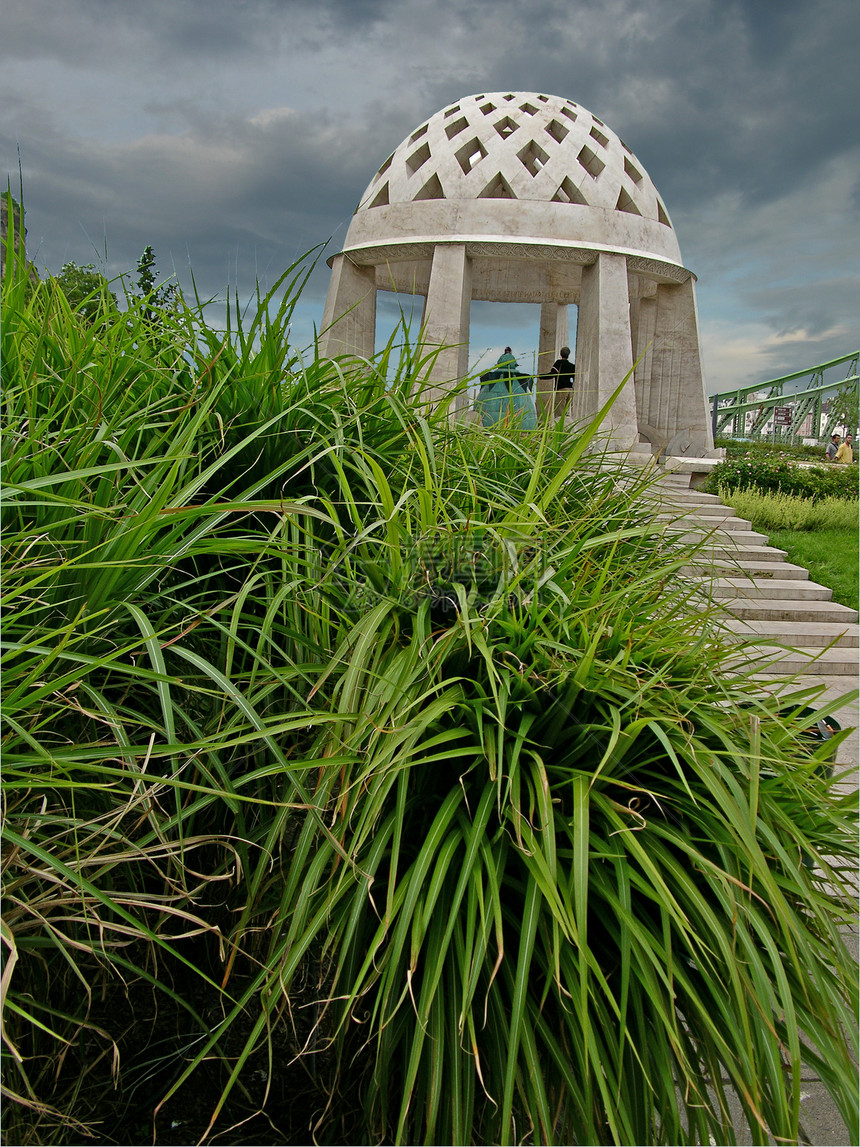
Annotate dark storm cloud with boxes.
[1,0,399,68]
[5,107,386,300]
[453,0,859,212]
[2,0,858,386]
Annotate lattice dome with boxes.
[343,92,682,269]
[361,92,669,220]
[322,92,713,456]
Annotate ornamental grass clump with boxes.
[2,204,857,1145]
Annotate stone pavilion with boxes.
[320,92,715,456]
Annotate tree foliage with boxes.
[53,261,119,324]
[135,245,176,329]
[826,379,859,436]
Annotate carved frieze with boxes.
[627,255,693,283]
[465,241,597,264]
[343,240,691,286]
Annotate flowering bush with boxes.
[706,457,858,501]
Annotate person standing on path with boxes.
[826,433,841,461]
[543,346,575,421]
[835,434,854,463]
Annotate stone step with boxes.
[716,597,858,624]
[671,528,770,547]
[654,489,721,504]
[657,493,731,509]
[691,543,787,562]
[749,674,860,696]
[655,494,732,507]
[693,514,755,530]
[654,468,693,481]
[647,484,854,678]
[661,458,722,479]
[731,645,860,676]
[719,618,859,648]
[685,559,811,579]
[657,510,755,531]
[698,576,832,601]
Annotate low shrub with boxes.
[707,456,858,500]
[720,488,860,532]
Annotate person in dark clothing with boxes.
[542,345,574,419]
[550,346,575,389]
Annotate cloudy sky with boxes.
[3,0,858,390]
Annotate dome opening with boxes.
[615,188,641,216]
[518,140,549,177]
[406,142,431,176]
[456,137,487,174]
[545,119,569,144]
[552,177,588,205]
[415,174,445,201]
[577,144,605,179]
[479,173,516,200]
[368,183,389,208]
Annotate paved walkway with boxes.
[653,471,858,1145]
[768,679,857,1147]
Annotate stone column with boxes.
[632,290,657,445]
[574,252,638,448]
[421,243,472,410]
[537,302,569,418]
[648,278,714,455]
[319,254,377,360]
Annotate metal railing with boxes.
[709,351,858,441]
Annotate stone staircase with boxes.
[647,468,857,1147]
[651,470,859,677]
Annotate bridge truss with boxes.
[709,351,858,442]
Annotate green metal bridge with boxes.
[709,350,859,441]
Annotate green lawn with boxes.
[767,528,859,609]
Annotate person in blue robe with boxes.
[475,348,538,430]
